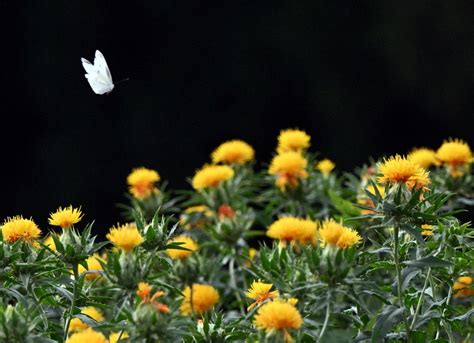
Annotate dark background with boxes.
[1,1,473,235]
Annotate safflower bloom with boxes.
[43,235,57,252]
[166,235,198,259]
[192,165,234,190]
[218,204,236,219]
[127,167,160,199]
[106,223,144,252]
[179,205,213,229]
[254,300,303,342]
[1,216,41,243]
[421,224,434,236]
[48,206,83,229]
[316,159,335,176]
[276,129,310,154]
[436,139,472,177]
[68,307,104,332]
[78,254,104,281]
[319,219,361,249]
[211,140,255,164]
[136,282,170,313]
[408,148,437,169]
[246,280,279,311]
[66,328,107,343]
[453,276,474,298]
[377,155,430,190]
[269,152,308,191]
[266,217,317,246]
[180,284,219,315]
[109,332,129,343]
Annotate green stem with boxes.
[393,226,411,341]
[410,268,431,330]
[429,275,455,343]
[229,256,245,315]
[63,264,80,341]
[318,291,331,342]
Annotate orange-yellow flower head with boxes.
[319,219,362,249]
[43,235,57,252]
[127,167,160,199]
[180,284,219,315]
[179,205,213,229]
[109,332,129,343]
[377,155,430,190]
[48,206,83,229]
[68,307,104,332]
[106,223,144,252]
[421,224,434,237]
[166,235,198,259]
[453,276,474,298]
[254,300,303,342]
[277,129,311,154]
[408,148,437,169]
[66,328,107,343]
[245,280,279,311]
[137,282,153,301]
[266,217,317,246]
[1,216,41,243]
[316,159,335,176]
[269,152,308,191]
[192,165,234,190]
[436,139,472,177]
[211,140,255,165]
[78,254,104,281]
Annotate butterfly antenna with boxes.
[115,77,130,85]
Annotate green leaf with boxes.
[404,256,452,268]
[329,190,361,217]
[410,331,427,343]
[450,308,474,321]
[371,305,405,343]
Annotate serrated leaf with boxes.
[372,305,405,343]
[404,256,452,268]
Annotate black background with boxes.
[1,1,473,235]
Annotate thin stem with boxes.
[318,292,331,342]
[410,267,431,330]
[393,226,411,341]
[229,256,245,315]
[429,274,455,343]
[63,264,80,341]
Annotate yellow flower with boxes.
[106,223,144,252]
[127,167,160,199]
[319,219,361,249]
[436,139,472,177]
[269,152,308,191]
[276,129,311,154]
[245,280,279,311]
[109,331,129,343]
[266,217,317,246]
[137,282,152,301]
[421,224,434,237]
[48,206,83,229]
[68,307,104,332]
[179,205,213,229]
[316,159,335,176]
[453,276,474,298]
[78,254,104,281]
[66,328,107,343]
[408,148,437,169]
[166,235,198,259]
[1,216,41,243]
[211,140,255,164]
[377,155,430,190]
[192,165,234,190]
[254,300,303,342]
[180,284,220,315]
[43,235,57,252]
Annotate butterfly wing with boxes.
[94,50,113,84]
[81,51,114,95]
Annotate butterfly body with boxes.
[81,50,114,95]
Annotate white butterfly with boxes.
[81,50,114,95]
